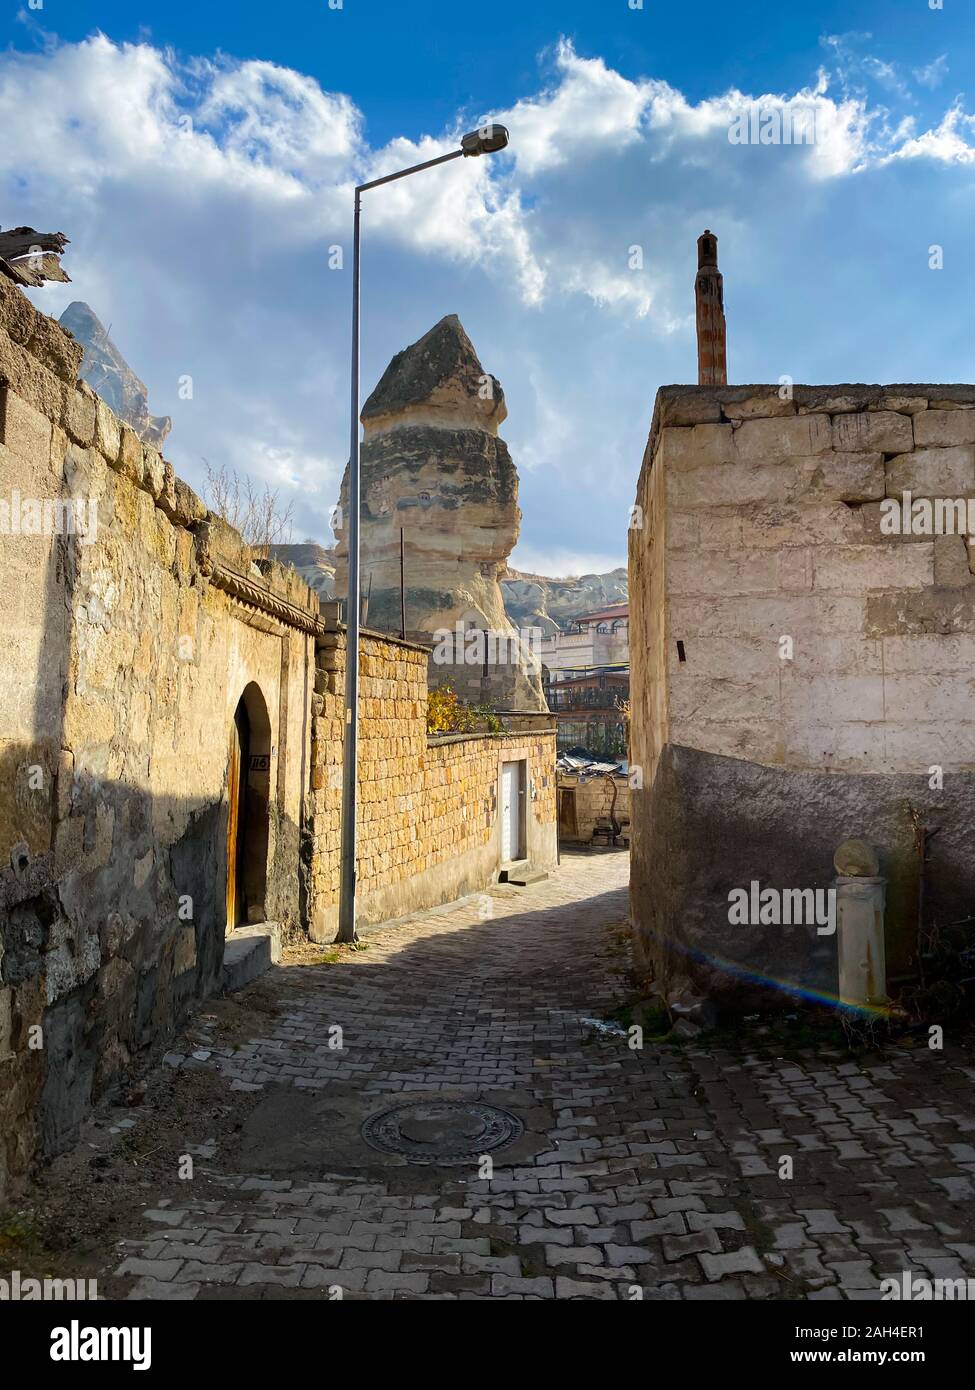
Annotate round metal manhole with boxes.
[361,1100,524,1164]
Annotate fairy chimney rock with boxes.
[335,315,545,711]
[361,314,507,437]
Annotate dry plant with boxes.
[202,459,295,557]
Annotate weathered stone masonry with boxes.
[0,278,557,1197]
[0,274,319,1198]
[307,623,557,940]
[629,383,975,1004]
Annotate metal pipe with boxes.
[399,527,406,640]
[336,126,509,946]
[357,148,464,193]
[337,187,362,943]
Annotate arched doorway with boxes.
[226,682,272,933]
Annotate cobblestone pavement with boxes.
[113,849,975,1301]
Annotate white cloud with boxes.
[502,40,652,177]
[194,58,362,178]
[913,54,949,90]
[885,105,975,166]
[509,545,626,578]
[2,32,974,571]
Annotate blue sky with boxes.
[3,0,974,573]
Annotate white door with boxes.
[500,761,523,862]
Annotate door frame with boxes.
[500,758,527,864]
[226,711,244,934]
[226,681,273,934]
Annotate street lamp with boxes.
[337,123,510,944]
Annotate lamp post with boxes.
[337,123,510,944]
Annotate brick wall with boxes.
[308,626,558,939]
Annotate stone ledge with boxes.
[427,729,556,747]
[643,383,975,484]
[209,562,329,638]
[222,923,282,993]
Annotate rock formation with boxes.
[274,541,628,640]
[500,567,628,634]
[270,542,337,598]
[58,301,171,447]
[334,315,545,710]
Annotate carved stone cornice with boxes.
[209,562,328,637]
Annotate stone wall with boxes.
[558,775,630,844]
[0,276,559,1198]
[629,383,975,1005]
[0,275,318,1197]
[307,625,558,940]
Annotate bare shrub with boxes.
[202,459,295,557]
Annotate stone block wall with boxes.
[0,276,318,1197]
[307,626,558,939]
[558,775,630,844]
[0,275,559,1197]
[629,383,975,1003]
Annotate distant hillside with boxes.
[271,545,627,635]
[270,543,337,598]
[500,568,628,633]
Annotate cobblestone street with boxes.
[102,849,975,1301]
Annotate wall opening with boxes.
[558,784,578,838]
[226,681,272,933]
[500,758,526,864]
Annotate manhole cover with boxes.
[361,1100,524,1164]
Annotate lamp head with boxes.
[461,124,510,157]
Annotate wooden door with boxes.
[558,786,578,838]
[226,702,249,933]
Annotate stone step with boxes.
[222,922,282,993]
[503,865,550,887]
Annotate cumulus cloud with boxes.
[2,32,973,568]
[885,105,975,165]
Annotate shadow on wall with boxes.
[0,520,299,1193]
[3,782,226,1162]
[632,743,975,1006]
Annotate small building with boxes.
[544,667,629,757]
[539,603,629,679]
[556,751,630,845]
[628,381,975,1009]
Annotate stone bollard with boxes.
[834,838,887,1009]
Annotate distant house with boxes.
[540,604,629,756]
[539,603,629,678]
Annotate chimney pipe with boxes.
[695,229,727,386]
